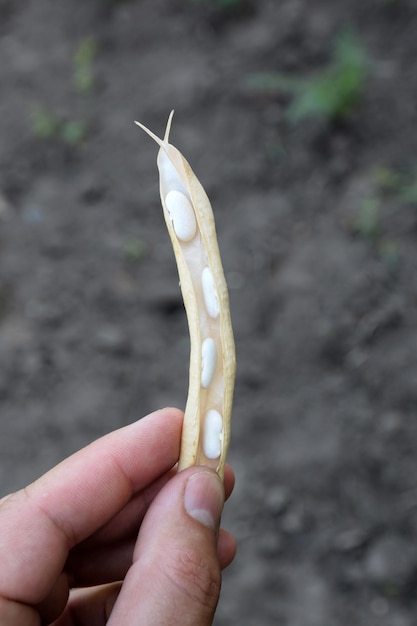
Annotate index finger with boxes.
[0,407,183,607]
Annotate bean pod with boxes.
[136,112,236,479]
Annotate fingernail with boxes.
[184,471,224,530]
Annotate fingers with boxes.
[64,463,235,587]
[66,540,134,588]
[65,526,236,591]
[73,466,179,547]
[107,467,232,626]
[50,527,235,625]
[217,528,237,570]
[65,465,235,589]
[0,596,39,626]
[56,524,237,625]
[53,467,236,624]
[50,583,122,626]
[35,572,69,625]
[223,464,235,503]
[0,406,236,626]
[0,408,183,608]
[51,530,236,626]
[72,463,234,549]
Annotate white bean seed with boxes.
[158,150,188,196]
[165,190,197,242]
[202,267,219,318]
[202,409,223,459]
[201,337,217,389]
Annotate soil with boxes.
[1,1,417,624]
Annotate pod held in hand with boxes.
[135,112,236,478]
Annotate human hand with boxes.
[0,408,236,625]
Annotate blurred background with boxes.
[1,0,417,623]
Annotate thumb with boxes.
[107,467,225,626]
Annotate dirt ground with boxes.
[1,0,417,624]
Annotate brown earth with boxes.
[1,1,417,624]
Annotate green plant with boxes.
[372,165,404,192]
[30,104,88,145]
[349,195,400,267]
[372,165,417,205]
[30,38,96,145]
[245,29,368,123]
[123,238,147,262]
[73,36,97,94]
[378,237,399,267]
[348,163,417,266]
[354,197,381,240]
[399,180,417,204]
[60,119,89,145]
[30,104,59,139]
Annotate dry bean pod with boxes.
[135,112,235,479]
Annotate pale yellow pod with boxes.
[135,111,236,479]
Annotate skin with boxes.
[0,408,236,625]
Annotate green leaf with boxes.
[30,104,58,138]
[245,29,368,123]
[355,197,381,239]
[60,120,88,145]
[73,37,97,94]
[399,180,417,205]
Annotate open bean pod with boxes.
[136,111,236,479]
